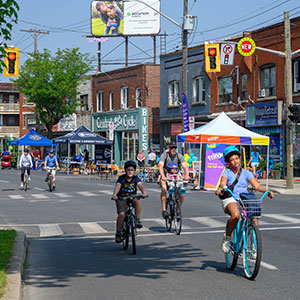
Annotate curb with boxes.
[3,231,27,300]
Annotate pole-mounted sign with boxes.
[237,37,256,56]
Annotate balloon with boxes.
[9,146,13,150]
[188,158,192,163]
[192,157,198,161]
[189,163,192,168]
[157,157,160,162]
[190,152,195,158]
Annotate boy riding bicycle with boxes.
[112,160,147,243]
[216,146,274,254]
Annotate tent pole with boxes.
[198,142,203,189]
[266,144,269,190]
[68,141,70,175]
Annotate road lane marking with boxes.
[31,194,49,199]
[260,261,279,270]
[0,180,10,183]
[55,193,72,198]
[79,222,107,234]
[99,190,112,195]
[147,188,160,192]
[190,217,225,228]
[146,218,191,230]
[34,187,44,191]
[39,224,63,237]
[9,195,25,199]
[98,183,114,188]
[77,191,98,197]
[264,214,300,223]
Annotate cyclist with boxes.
[19,148,33,188]
[112,160,147,243]
[44,150,60,190]
[216,146,274,254]
[158,141,190,219]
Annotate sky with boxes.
[1,0,300,82]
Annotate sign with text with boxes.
[171,123,182,135]
[182,93,190,132]
[238,37,256,56]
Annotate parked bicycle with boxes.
[223,187,270,280]
[118,194,147,255]
[165,177,188,235]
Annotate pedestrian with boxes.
[137,149,146,169]
[148,149,156,167]
[247,146,263,177]
[83,149,89,174]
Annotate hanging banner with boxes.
[204,143,226,190]
[182,93,189,132]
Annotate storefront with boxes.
[246,101,283,168]
[92,108,149,166]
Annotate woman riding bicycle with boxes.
[19,148,33,188]
[112,160,147,243]
[216,146,274,254]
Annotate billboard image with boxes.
[91,1,160,36]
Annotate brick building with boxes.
[91,63,160,166]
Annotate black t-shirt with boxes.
[84,151,89,161]
[117,175,141,197]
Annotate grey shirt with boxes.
[160,151,185,174]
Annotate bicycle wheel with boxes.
[174,199,182,235]
[225,228,238,270]
[165,199,173,231]
[242,223,262,280]
[24,173,28,191]
[122,219,129,250]
[130,216,136,255]
[49,176,53,192]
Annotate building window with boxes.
[192,76,205,103]
[136,87,141,107]
[0,115,2,126]
[80,94,89,111]
[294,60,300,93]
[241,74,247,100]
[122,131,138,161]
[8,117,15,126]
[109,91,114,111]
[8,94,15,103]
[0,94,3,103]
[97,91,103,112]
[121,87,128,109]
[219,76,233,103]
[260,65,276,97]
[168,80,180,106]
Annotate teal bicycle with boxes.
[223,188,270,280]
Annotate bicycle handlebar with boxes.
[112,195,148,201]
[221,187,271,201]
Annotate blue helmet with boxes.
[223,146,240,162]
[167,162,178,171]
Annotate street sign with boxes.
[238,37,256,56]
[189,122,195,130]
[189,116,195,123]
[220,43,235,65]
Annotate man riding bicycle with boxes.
[158,142,190,219]
[19,148,33,188]
[44,150,60,190]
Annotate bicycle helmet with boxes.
[124,160,137,170]
[24,148,29,153]
[167,162,178,172]
[223,146,240,162]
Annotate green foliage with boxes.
[274,162,282,171]
[259,159,266,171]
[13,48,93,138]
[0,229,16,298]
[0,0,19,72]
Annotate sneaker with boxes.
[53,185,56,191]
[45,177,49,182]
[250,245,257,259]
[221,235,231,253]
[162,210,169,219]
[136,221,143,229]
[20,183,24,188]
[28,176,31,181]
[115,232,122,243]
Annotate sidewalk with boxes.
[259,177,300,195]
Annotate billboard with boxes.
[91,1,160,36]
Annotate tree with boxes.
[0,0,19,72]
[14,48,93,138]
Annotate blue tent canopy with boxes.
[9,129,53,146]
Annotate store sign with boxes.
[246,101,282,127]
[140,107,148,152]
[171,123,182,135]
[95,112,138,131]
[182,93,190,132]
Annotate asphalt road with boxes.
[0,169,300,300]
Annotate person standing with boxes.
[247,146,263,176]
[19,148,33,188]
[148,149,156,167]
[137,149,146,169]
[83,149,90,173]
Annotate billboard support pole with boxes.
[153,35,156,64]
[97,41,101,73]
[125,36,128,67]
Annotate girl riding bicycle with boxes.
[216,146,274,254]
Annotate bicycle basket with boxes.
[239,192,262,218]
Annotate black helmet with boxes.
[24,148,29,153]
[124,160,137,170]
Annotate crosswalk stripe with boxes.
[190,217,225,228]
[79,222,107,234]
[77,191,98,197]
[55,193,72,198]
[146,218,191,229]
[147,188,160,192]
[39,224,63,237]
[31,194,49,199]
[99,190,112,195]
[9,195,25,199]
[263,214,300,224]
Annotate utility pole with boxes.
[284,11,294,189]
[182,0,188,97]
[20,28,49,53]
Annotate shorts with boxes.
[46,167,56,175]
[115,197,140,214]
[251,162,259,167]
[221,197,238,212]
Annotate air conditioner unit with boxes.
[258,89,265,98]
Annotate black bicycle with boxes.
[23,167,30,191]
[46,167,56,192]
[165,178,188,235]
[119,194,146,255]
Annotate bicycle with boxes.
[119,194,146,255]
[223,188,270,280]
[23,167,30,191]
[165,177,188,235]
[46,167,56,192]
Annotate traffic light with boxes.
[205,43,220,72]
[288,104,300,123]
[4,48,19,77]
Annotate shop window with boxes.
[192,76,205,103]
[109,91,114,111]
[219,76,233,103]
[121,87,128,109]
[168,80,180,106]
[241,73,247,100]
[136,87,141,108]
[294,60,300,93]
[122,131,138,161]
[97,91,103,112]
[259,64,276,97]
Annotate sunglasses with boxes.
[170,147,177,149]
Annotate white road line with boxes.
[98,183,114,188]
[55,193,71,198]
[39,224,63,237]
[147,218,191,230]
[0,180,10,183]
[190,217,225,228]
[99,190,112,195]
[31,194,49,199]
[9,195,25,199]
[77,191,98,197]
[79,222,107,234]
[147,188,160,192]
[264,214,300,224]
[260,261,279,270]
[34,187,44,191]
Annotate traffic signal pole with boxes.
[284,11,294,189]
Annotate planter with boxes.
[273,170,281,179]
